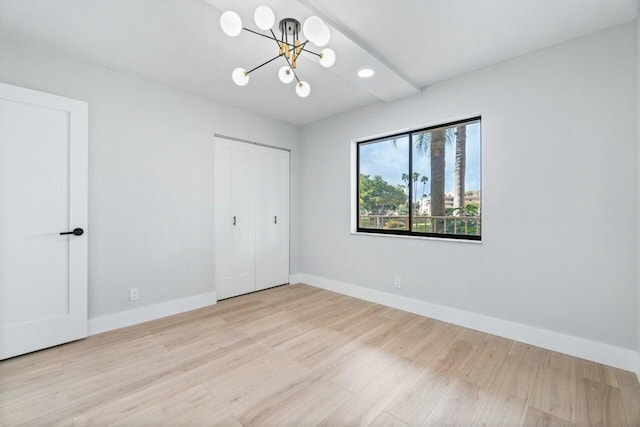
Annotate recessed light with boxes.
[358,68,375,78]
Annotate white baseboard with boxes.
[88,291,217,335]
[291,273,637,372]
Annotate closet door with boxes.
[214,139,255,299]
[255,146,289,291]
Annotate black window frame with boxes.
[356,116,482,241]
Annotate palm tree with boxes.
[401,173,409,194]
[412,172,420,205]
[429,130,446,216]
[420,175,428,198]
[453,125,467,215]
[415,129,453,232]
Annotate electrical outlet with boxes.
[393,276,401,289]
[129,288,139,301]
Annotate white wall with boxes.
[300,23,637,351]
[0,38,301,320]
[637,16,640,377]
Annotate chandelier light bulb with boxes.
[278,66,295,84]
[254,5,275,31]
[220,11,242,37]
[303,16,324,45]
[314,24,330,47]
[296,81,311,98]
[319,48,336,67]
[232,68,249,86]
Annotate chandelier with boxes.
[219,5,336,98]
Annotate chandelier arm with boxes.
[298,41,321,58]
[247,53,286,74]
[282,54,301,84]
[300,47,321,56]
[270,29,301,84]
[243,27,280,43]
[243,27,320,57]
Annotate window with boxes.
[357,117,481,240]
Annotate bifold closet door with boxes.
[214,139,255,300]
[255,146,290,291]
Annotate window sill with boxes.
[350,231,483,244]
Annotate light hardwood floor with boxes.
[1,284,639,426]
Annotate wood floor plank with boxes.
[379,331,430,358]
[328,343,399,393]
[319,357,424,427]
[354,316,401,344]
[405,321,462,366]
[575,377,628,426]
[76,383,213,427]
[458,334,513,389]
[0,347,62,379]
[473,343,546,427]
[386,338,477,426]
[615,368,640,426]
[326,304,385,333]
[210,415,244,427]
[522,407,575,427]
[578,359,618,387]
[237,376,351,426]
[474,397,530,427]
[0,378,68,413]
[1,284,638,427]
[369,411,411,427]
[203,360,311,422]
[422,378,488,427]
[529,351,577,423]
[0,388,68,425]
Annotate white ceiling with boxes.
[0,0,638,125]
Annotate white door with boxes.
[214,138,255,299]
[255,145,275,290]
[255,146,289,291]
[0,83,88,360]
[271,148,290,287]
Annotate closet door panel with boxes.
[271,149,290,287]
[254,145,275,290]
[213,141,234,292]
[214,139,255,300]
[232,143,256,294]
[256,147,289,291]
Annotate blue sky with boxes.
[359,122,481,195]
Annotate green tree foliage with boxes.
[452,203,479,216]
[359,174,407,215]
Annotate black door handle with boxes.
[60,228,84,236]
